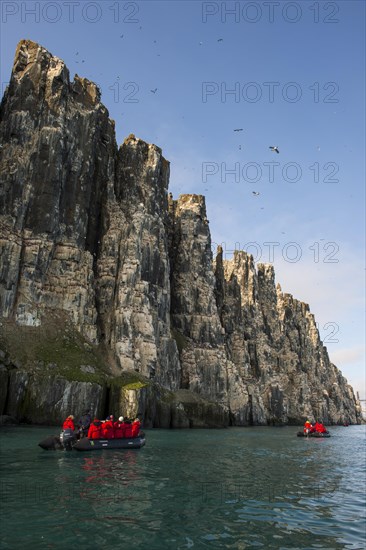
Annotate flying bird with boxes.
[150,88,158,94]
[252,191,260,196]
[234,128,243,132]
[269,146,279,154]
[217,38,223,42]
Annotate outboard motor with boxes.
[60,428,76,451]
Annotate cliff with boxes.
[0,40,362,427]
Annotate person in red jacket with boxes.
[303,420,312,435]
[62,415,75,431]
[123,419,133,438]
[88,418,103,439]
[102,416,114,439]
[314,421,327,433]
[132,417,141,438]
[114,416,125,439]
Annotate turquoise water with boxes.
[0,425,365,549]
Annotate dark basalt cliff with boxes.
[0,40,362,427]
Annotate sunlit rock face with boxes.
[0,40,362,426]
[214,250,361,425]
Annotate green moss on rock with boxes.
[0,313,110,385]
[108,371,151,389]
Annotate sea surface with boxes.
[0,425,365,549]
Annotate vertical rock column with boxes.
[96,136,181,389]
[0,39,116,342]
[216,250,268,424]
[169,195,231,407]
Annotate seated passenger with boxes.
[102,416,115,439]
[88,418,103,439]
[123,419,133,438]
[62,415,75,431]
[114,416,125,439]
[314,421,327,433]
[132,417,141,438]
[78,410,91,438]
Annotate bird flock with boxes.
[71,37,281,202]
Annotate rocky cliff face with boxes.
[0,40,362,426]
[97,136,180,389]
[214,250,360,424]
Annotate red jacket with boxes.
[123,422,133,438]
[88,420,102,439]
[132,420,141,438]
[303,421,311,434]
[102,420,114,439]
[62,418,75,431]
[314,422,327,433]
[113,421,124,439]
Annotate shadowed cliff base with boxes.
[0,40,363,427]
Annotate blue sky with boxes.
[1,1,365,400]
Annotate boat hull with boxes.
[73,436,146,451]
[297,431,330,438]
[39,434,146,451]
[38,435,64,450]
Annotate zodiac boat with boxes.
[39,430,146,451]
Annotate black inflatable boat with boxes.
[73,435,146,451]
[297,431,331,438]
[39,431,146,451]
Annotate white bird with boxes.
[269,146,279,154]
[252,191,260,196]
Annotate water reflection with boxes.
[75,452,141,506]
